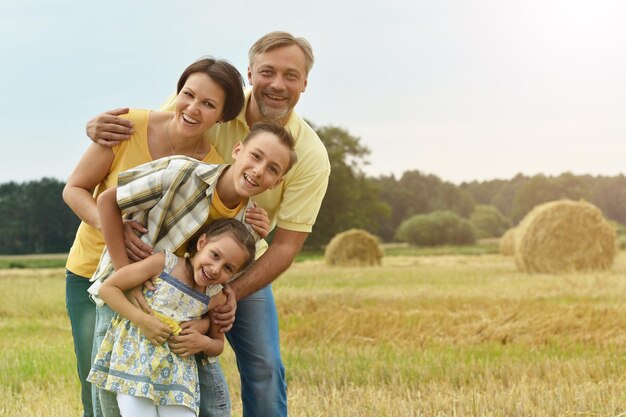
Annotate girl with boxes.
[88,218,256,417]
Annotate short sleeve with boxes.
[276,167,329,232]
[206,284,223,298]
[116,158,172,215]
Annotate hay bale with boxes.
[325,229,383,267]
[514,200,617,273]
[499,227,517,256]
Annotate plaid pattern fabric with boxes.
[89,156,257,304]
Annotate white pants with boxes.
[117,393,195,417]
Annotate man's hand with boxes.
[123,219,154,262]
[209,285,237,333]
[86,108,134,147]
[245,205,271,239]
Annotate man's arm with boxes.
[230,227,308,300]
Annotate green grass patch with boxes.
[0,254,67,269]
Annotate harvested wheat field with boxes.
[2,252,626,416]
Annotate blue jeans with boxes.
[93,305,231,417]
[224,285,287,417]
[66,271,97,417]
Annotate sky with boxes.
[1,0,625,185]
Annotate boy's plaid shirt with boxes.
[88,156,258,305]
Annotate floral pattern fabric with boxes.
[88,251,216,415]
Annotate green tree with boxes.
[395,210,476,246]
[590,175,626,224]
[374,170,475,241]
[0,178,80,254]
[306,124,389,248]
[510,173,589,223]
[469,204,511,238]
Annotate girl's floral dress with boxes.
[88,250,221,414]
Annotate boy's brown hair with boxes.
[243,122,298,174]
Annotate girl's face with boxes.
[175,72,225,139]
[192,233,249,288]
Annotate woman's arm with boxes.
[97,186,129,270]
[62,143,115,229]
[99,253,171,345]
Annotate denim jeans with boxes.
[225,285,287,417]
[93,304,232,417]
[197,359,230,417]
[66,270,97,417]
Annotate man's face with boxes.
[248,44,308,124]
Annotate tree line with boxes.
[2,125,625,254]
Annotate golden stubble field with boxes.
[2,252,626,416]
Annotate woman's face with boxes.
[175,72,226,138]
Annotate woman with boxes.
[63,57,263,417]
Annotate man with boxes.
[88,31,330,417]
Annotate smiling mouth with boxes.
[243,173,258,187]
[202,267,213,281]
[264,92,288,102]
[182,113,200,124]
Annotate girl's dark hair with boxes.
[190,218,256,271]
[177,57,245,122]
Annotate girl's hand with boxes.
[209,285,237,333]
[245,205,270,238]
[138,314,171,346]
[123,219,154,262]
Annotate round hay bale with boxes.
[514,200,617,273]
[325,229,383,267]
[499,227,517,256]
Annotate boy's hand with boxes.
[123,220,154,262]
[245,205,270,238]
[209,285,237,333]
[168,327,211,357]
[138,314,171,346]
[86,108,134,147]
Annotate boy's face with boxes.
[230,132,290,197]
